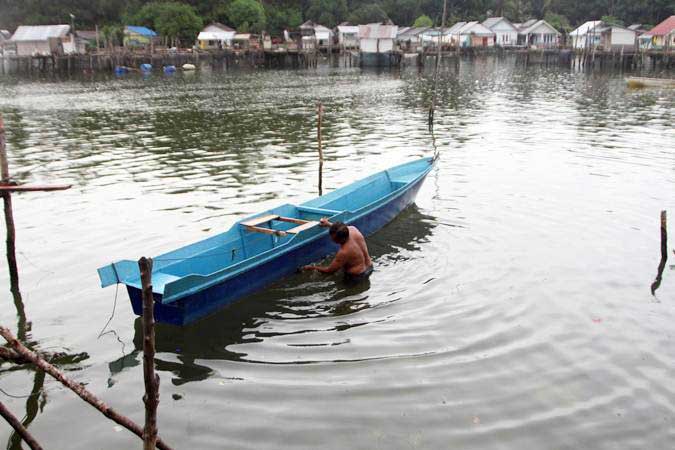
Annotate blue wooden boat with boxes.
[98,157,434,326]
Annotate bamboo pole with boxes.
[317,102,324,196]
[139,257,159,450]
[0,400,44,450]
[0,114,20,296]
[0,326,175,450]
[651,210,668,295]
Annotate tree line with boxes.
[0,0,672,41]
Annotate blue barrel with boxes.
[140,63,152,72]
[114,66,128,75]
[163,65,176,74]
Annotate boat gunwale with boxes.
[160,157,434,304]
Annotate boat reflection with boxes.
[118,206,437,384]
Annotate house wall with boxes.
[124,32,152,47]
[490,22,517,46]
[339,33,358,47]
[607,28,636,48]
[360,38,394,53]
[468,35,494,47]
[16,40,55,56]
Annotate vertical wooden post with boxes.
[0,400,44,450]
[139,257,159,450]
[317,103,324,197]
[0,114,20,297]
[651,211,668,295]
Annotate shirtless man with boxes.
[302,219,373,282]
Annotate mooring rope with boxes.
[428,0,448,162]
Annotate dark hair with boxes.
[329,222,349,245]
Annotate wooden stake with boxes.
[0,114,20,296]
[0,400,44,450]
[651,210,668,295]
[139,257,159,450]
[317,103,324,197]
[0,326,175,450]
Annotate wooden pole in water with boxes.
[317,102,324,196]
[139,257,160,450]
[0,400,44,450]
[651,210,668,295]
[0,326,175,450]
[0,114,20,296]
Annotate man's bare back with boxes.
[302,220,373,279]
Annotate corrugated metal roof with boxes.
[483,17,517,31]
[124,26,157,37]
[458,21,494,36]
[649,15,675,36]
[337,25,359,34]
[519,19,560,35]
[398,27,429,38]
[446,22,466,34]
[359,24,398,39]
[570,21,602,36]
[11,25,70,42]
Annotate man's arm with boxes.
[303,251,346,274]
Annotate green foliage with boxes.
[544,12,571,32]
[132,2,203,42]
[227,0,266,33]
[600,15,624,26]
[267,6,302,34]
[413,14,433,27]
[305,0,348,28]
[0,0,673,38]
[347,4,388,25]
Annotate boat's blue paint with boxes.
[99,157,434,325]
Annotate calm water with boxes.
[1,58,674,449]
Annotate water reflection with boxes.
[120,206,436,384]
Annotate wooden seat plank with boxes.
[287,221,319,234]
[240,214,279,227]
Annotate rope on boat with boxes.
[428,0,448,162]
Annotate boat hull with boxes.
[126,172,429,325]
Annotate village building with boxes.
[569,20,602,49]
[9,25,85,56]
[76,30,99,49]
[358,23,398,66]
[123,26,157,48]
[336,23,359,49]
[644,15,675,49]
[337,24,359,49]
[397,27,430,52]
[232,33,260,50]
[0,30,11,55]
[516,19,560,48]
[446,21,495,48]
[482,17,518,47]
[597,24,637,50]
[570,21,636,50]
[197,23,235,50]
[314,25,333,50]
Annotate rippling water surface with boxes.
[1,58,674,449]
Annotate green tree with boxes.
[132,2,203,44]
[347,3,389,24]
[544,12,571,32]
[267,6,302,35]
[305,0,348,27]
[228,0,267,32]
[600,15,624,26]
[413,14,433,27]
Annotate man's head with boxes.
[329,222,349,245]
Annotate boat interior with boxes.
[99,157,432,293]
